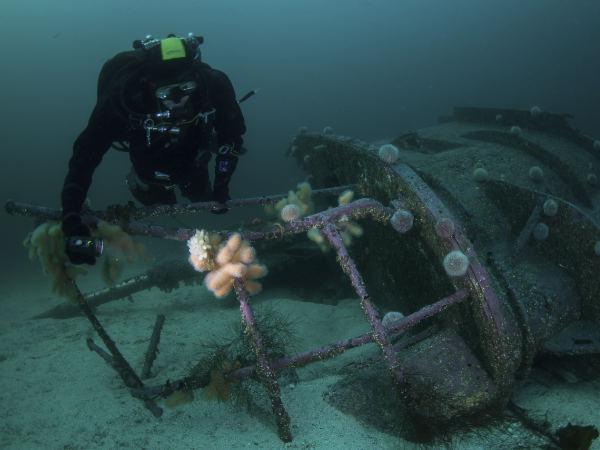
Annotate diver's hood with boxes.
[116,57,206,119]
[107,35,210,126]
[136,36,200,81]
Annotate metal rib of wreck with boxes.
[288,106,600,422]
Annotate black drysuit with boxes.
[61,50,246,221]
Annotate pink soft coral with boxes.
[188,231,267,298]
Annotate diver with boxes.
[60,34,247,265]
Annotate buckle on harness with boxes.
[217,143,244,157]
[143,117,181,146]
[197,108,215,124]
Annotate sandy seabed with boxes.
[1,274,599,450]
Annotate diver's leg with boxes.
[126,168,177,206]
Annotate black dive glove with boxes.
[211,150,238,215]
[211,187,230,214]
[62,213,97,265]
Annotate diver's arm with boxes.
[61,54,130,223]
[210,69,247,204]
[61,107,114,222]
[60,53,134,264]
[60,107,114,265]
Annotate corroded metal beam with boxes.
[321,223,406,390]
[234,279,292,442]
[391,163,514,387]
[4,185,351,223]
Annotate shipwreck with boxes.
[6,106,600,445]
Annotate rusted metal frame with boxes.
[462,130,593,207]
[11,189,464,427]
[135,288,470,403]
[4,200,63,221]
[33,273,154,320]
[485,179,600,231]
[485,178,600,321]
[392,163,511,385]
[33,260,197,320]
[121,197,393,242]
[393,163,506,332]
[234,279,292,442]
[5,197,392,244]
[228,288,470,381]
[513,202,544,256]
[127,185,353,220]
[4,185,352,223]
[320,223,406,391]
[69,278,163,418]
[141,314,166,380]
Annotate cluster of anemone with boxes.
[378,144,400,164]
[443,250,470,277]
[542,198,558,217]
[307,190,363,251]
[390,208,414,234]
[264,181,313,223]
[188,230,267,298]
[387,206,467,278]
[533,223,550,241]
[95,221,146,285]
[528,166,544,182]
[23,222,85,301]
[23,220,145,302]
[533,198,559,242]
[510,126,522,136]
[530,105,542,117]
[382,311,405,330]
[473,166,489,183]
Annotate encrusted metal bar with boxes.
[86,337,115,366]
[394,164,506,328]
[320,223,406,391]
[5,200,63,220]
[136,289,470,402]
[234,279,292,443]
[4,186,352,224]
[392,163,511,385]
[128,185,353,220]
[513,203,543,256]
[7,196,392,243]
[230,288,470,380]
[33,260,196,320]
[69,278,163,418]
[125,197,393,242]
[142,314,166,380]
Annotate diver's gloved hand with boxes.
[62,213,96,265]
[210,187,230,215]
